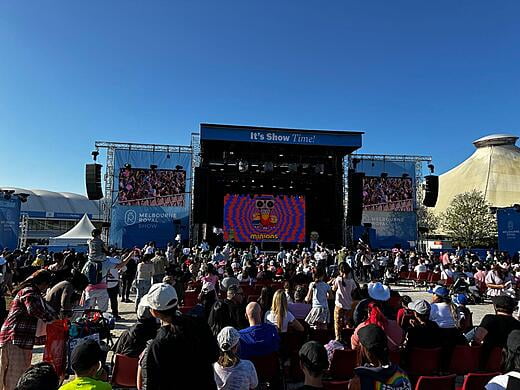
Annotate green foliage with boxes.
[441,190,497,248]
[417,204,439,232]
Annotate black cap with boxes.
[71,340,102,373]
[298,341,328,373]
[507,330,520,353]
[358,324,387,350]
[493,295,517,312]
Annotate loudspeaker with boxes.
[423,175,439,207]
[85,164,103,200]
[346,170,364,226]
[193,167,209,223]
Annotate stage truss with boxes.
[344,153,432,247]
[94,141,193,242]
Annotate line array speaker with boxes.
[423,175,439,207]
[85,164,103,200]
[346,169,364,226]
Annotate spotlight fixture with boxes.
[124,163,132,170]
[427,164,435,174]
[381,172,388,178]
[402,173,409,178]
[17,193,30,203]
[175,165,183,171]
[150,164,158,170]
[238,160,249,173]
[352,158,361,170]
[91,150,99,161]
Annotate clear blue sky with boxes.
[1,1,519,195]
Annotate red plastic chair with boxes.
[247,294,260,303]
[457,372,500,390]
[406,348,442,376]
[329,349,357,380]
[111,354,138,388]
[182,291,198,306]
[483,347,502,372]
[309,329,334,346]
[389,349,402,366]
[449,345,481,375]
[323,380,350,390]
[415,374,456,390]
[250,352,280,385]
[178,305,194,314]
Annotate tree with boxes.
[417,204,439,233]
[441,190,497,248]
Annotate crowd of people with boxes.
[118,167,186,205]
[362,177,414,211]
[0,232,518,389]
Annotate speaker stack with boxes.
[346,169,365,226]
[85,164,103,200]
[423,175,439,207]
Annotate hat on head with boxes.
[493,295,516,312]
[71,339,102,373]
[428,285,449,298]
[143,283,178,311]
[137,301,152,320]
[453,294,468,306]
[358,324,387,351]
[298,341,328,373]
[368,282,390,302]
[506,330,520,354]
[217,326,240,352]
[408,300,431,315]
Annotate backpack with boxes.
[82,260,104,285]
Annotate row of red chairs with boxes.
[397,271,451,287]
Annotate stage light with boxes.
[17,193,30,203]
[381,172,388,178]
[124,163,132,170]
[251,179,255,183]
[328,155,333,159]
[238,160,249,172]
[279,154,284,157]
[150,164,158,170]
[91,150,99,161]
[175,165,183,171]
[220,168,224,171]
[315,164,324,175]
[402,173,409,178]
[166,154,171,159]
[428,164,435,174]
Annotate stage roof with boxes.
[200,123,363,153]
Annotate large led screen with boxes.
[362,176,414,212]
[223,194,306,242]
[118,168,186,207]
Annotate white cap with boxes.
[143,283,178,311]
[217,326,240,351]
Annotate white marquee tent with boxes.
[48,214,96,246]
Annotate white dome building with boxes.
[433,134,520,215]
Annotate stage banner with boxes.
[356,159,417,249]
[109,149,191,248]
[497,208,520,255]
[223,194,306,243]
[0,198,21,250]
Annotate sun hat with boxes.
[368,282,391,302]
[143,283,178,311]
[453,294,468,306]
[428,285,449,298]
[217,326,240,351]
[408,300,431,315]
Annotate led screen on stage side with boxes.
[223,194,306,242]
[362,176,414,212]
[118,168,186,207]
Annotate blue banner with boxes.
[357,158,417,249]
[0,198,21,250]
[200,124,362,148]
[109,149,192,249]
[497,208,520,255]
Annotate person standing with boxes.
[135,255,154,310]
[106,259,121,321]
[305,268,333,330]
[0,270,57,390]
[121,249,139,303]
[151,252,168,284]
[332,262,356,339]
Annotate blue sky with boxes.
[1,1,519,195]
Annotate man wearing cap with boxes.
[59,340,111,390]
[404,300,441,350]
[428,285,456,328]
[141,283,219,390]
[297,341,329,390]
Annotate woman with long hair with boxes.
[305,268,333,330]
[265,290,303,333]
[257,286,274,319]
[0,270,57,390]
[213,327,258,390]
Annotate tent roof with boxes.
[52,214,96,240]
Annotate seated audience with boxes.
[59,340,111,390]
[288,286,312,320]
[213,327,258,390]
[349,324,412,390]
[297,341,329,390]
[404,300,441,349]
[486,330,520,390]
[428,285,457,328]
[14,362,59,390]
[239,302,280,360]
[265,289,303,333]
[396,295,413,330]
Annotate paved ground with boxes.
[31,283,500,367]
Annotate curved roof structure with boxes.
[0,187,101,219]
[433,133,520,215]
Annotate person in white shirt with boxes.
[414,260,427,277]
[264,290,303,333]
[428,285,456,328]
[486,330,520,389]
[331,262,356,340]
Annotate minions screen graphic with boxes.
[223,194,306,242]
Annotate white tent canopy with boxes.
[48,214,96,246]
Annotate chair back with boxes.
[329,349,357,380]
[250,352,280,383]
[415,374,456,390]
[111,354,138,388]
[449,345,481,375]
[407,348,441,376]
[323,380,350,389]
[483,347,502,372]
[461,372,500,390]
